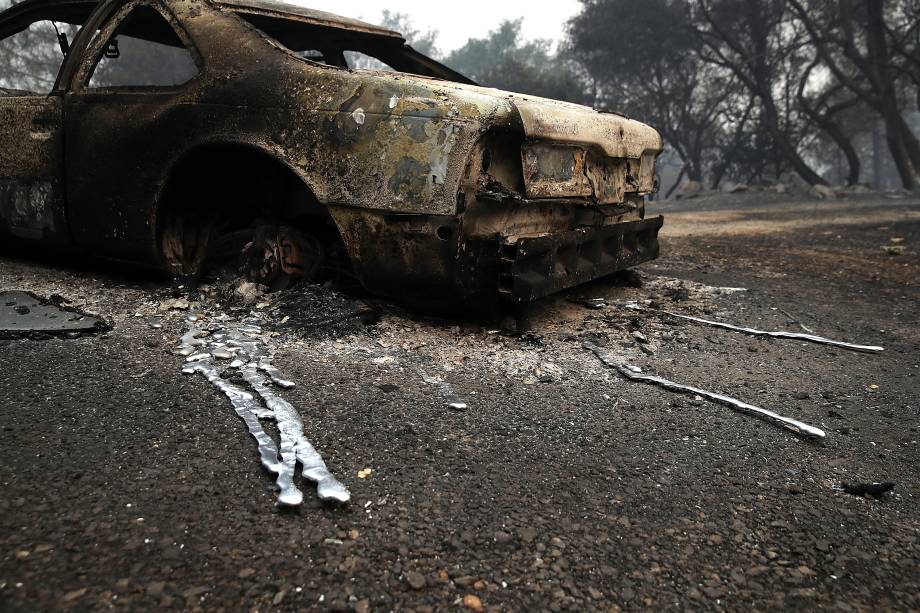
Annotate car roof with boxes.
[217,0,402,39]
[0,0,402,39]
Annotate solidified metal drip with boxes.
[663,311,884,353]
[179,321,350,506]
[256,359,296,389]
[585,342,826,439]
[419,369,469,411]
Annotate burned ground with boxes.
[0,192,918,611]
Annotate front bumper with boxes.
[496,216,663,301]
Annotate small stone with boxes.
[463,594,484,611]
[273,590,286,605]
[632,331,649,344]
[62,588,87,602]
[182,586,208,600]
[519,527,538,543]
[353,599,371,613]
[238,568,256,579]
[405,571,426,590]
[588,587,604,599]
[793,391,810,400]
[146,581,166,596]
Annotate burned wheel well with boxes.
[156,144,340,276]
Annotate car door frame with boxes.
[58,0,204,263]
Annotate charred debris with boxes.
[152,264,889,505]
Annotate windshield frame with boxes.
[228,7,476,85]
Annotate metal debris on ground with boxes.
[584,342,826,439]
[179,318,349,506]
[419,369,469,411]
[0,290,105,336]
[841,482,895,499]
[662,311,884,353]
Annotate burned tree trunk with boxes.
[695,0,828,186]
[759,93,828,186]
[796,62,861,186]
[790,0,920,190]
[824,118,861,186]
[866,0,920,190]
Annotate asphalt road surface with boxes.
[1,191,918,611]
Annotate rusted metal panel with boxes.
[513,98,662,161]
[521,143,632,204]
[521,143,593,200]
[498,216,664,302]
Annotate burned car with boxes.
[0,0,663,307]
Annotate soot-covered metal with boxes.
[0,0,664,309]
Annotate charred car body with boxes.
[0,0,663,307]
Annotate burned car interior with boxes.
[0,0,664,312]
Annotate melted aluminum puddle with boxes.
[585,342,826,439]
[662,311,884,353]
[179,317,350,506]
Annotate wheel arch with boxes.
[153,139,335,275]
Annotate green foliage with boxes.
[443,20,592,104]
[568,0,697,84]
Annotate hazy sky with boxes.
[291,1,583,53]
